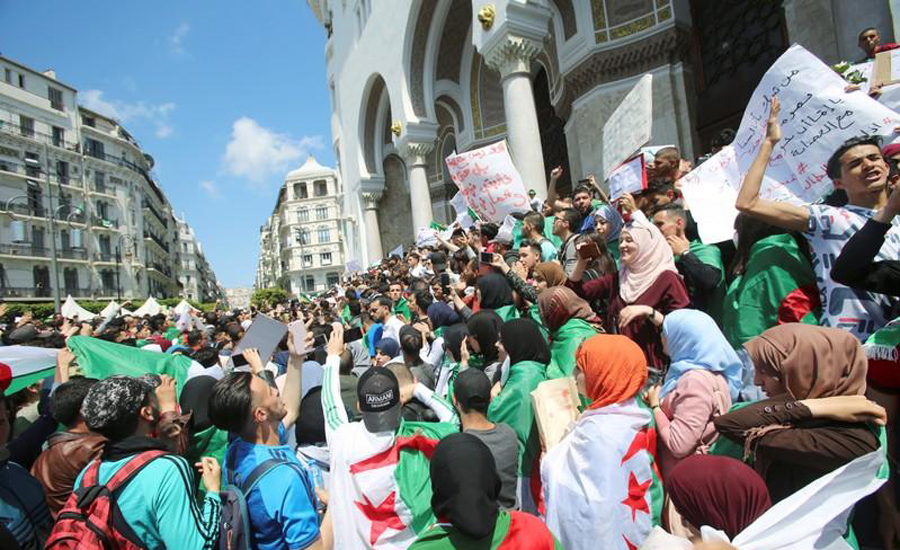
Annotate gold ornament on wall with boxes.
[390,121,402,136]
[478,5,495,30]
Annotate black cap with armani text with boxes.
[357,367,401,433]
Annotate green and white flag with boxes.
[67,335,192,393]
[0,346,58,395]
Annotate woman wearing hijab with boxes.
[532,262,566,293]
[487,318,550,514]
[567,208,690,370]
[422,302,462,369]
[542,334,661,550]
[179,375,228,498]
[638,310,742,477]
[435,324,469,399]
[409,433,562,549]
[538,286,604,380]
[373,337,400,367]
[714,324,885,502]
[594,204,624,266]
[465,310,504,382]
[477,273,519,322]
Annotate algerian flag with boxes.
[345,421,457,549]
[542,400,663,550]
[0,346,58,395]
[67,335,192,394]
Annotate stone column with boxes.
[361,192,383,262]
[399,142,435,232]
[484,35,547,196]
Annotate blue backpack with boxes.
[218,457,316,550]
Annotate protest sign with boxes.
[531,378,580,451]
[230,313,288,372]
[679,147,741,244]
[416,227,438,248]
[346,259,362,273]
[733,44,900,205]
[445,140,531,223]
[607,155,647,200]
[602,74,653,180]
[873,48,900,88]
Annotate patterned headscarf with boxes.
[538,286,602,333]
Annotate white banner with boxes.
[607,155,647,200]
[602,74,653,180]
[734,44,900,205]
[445,140,530,223]
[680,147,741,244]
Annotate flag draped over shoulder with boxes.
[409,510,563,550]
[545,319,599,380]
[0,346,58,395]
[67,335,192,393]
[345,421,458,549]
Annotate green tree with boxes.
[251,287,288,308]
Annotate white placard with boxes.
[733,44,900,205]
[607,155,647,200]
[445,140,531,223]
[416,227,438,248]
[602,74,653,180]
[679,147,741,244]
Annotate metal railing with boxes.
[142,200,168,227]
[0,286,53,298]
[94,252,116,262]
[0,121,80,151]
[84,149,150,180]
[91,215,119,229]
[0,243,51,257]
[57,248,88,260]
[143,230,169,252]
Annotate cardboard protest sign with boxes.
[445,140,530,223]
[602,74,653,180]
[873,48,900,88]
[733,44,900,205]
[230,313,287,371]
[531,378,580,451]
[607,155,647,200]
[680,147,741,244]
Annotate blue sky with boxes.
[2,1,333,288]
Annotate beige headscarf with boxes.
[618,211,679,303]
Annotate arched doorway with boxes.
[534,67,571,194]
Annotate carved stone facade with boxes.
[307,0,898,266]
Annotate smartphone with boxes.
[479,251,493,263]
[289,321,308,354]
[578,240,601,260]
[344,326,363,343]
[231,353,249,367]
[440,272,451,294]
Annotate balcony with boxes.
[57,248,88,260]
[91,215,119,229]
[84,149,150,181]
[62,288,93,298]
[148,262,173,278]
[0,122,80,151]
[90,182,115,196]
[142,200,168,227]
[143,230,170,252]
[0,286,52,298]
[96,286,118,297]
[0,243,50,257]
[94,251,116,262]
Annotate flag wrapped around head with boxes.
[864,317,900,390]
[0,346,58,396]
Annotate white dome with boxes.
[286,156,333,179]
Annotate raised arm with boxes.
[735,97,810,232]
[547,166,570,212]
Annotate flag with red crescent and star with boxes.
[541,399,662,550]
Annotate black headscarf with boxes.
[427,302,461,330]
[500,318,551,365]
[295,387,326,446]
[431,432,500,539]
[442,324,469,363]
[477,273,514,310]
[467,310,502,365]
[179,375,217,433]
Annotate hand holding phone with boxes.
[577,240,601,260]
[480,251,493,263]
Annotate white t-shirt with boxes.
[805,204,900,340]
[381,315,405,345]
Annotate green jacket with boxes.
[492,304,520,323]
[394,298,411,322]
[487,360,547,477]
[683,240,726,325]
[722,234,819,349]
[546,318,600,380]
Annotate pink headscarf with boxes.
[618,211,678,303]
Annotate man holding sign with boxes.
[736,97,900,340]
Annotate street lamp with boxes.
[24,146,63,311]
[115,234,134,302]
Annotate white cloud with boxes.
[199,180,219,198]
[80,89,176,139]
[169,22,190,55]
[223,117,323,184]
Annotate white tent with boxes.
[100,301,120,318]
[60,295,96,321]
[132,296,161,317]
[173,300,193,316]
[120,307,133,316]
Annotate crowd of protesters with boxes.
[1,27,900,550]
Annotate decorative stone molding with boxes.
[361,192,382,209]
[483,34,544,78]
[477,5,495,30]
[399,141,435,168]
[390,121,402,136]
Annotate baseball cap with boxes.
[357,367,401,433]
[430,251,448,272]
[453,368,492,412]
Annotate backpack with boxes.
[47,449,168,550]
[217,457,318,550]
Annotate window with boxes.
[49,87,64,111]
[297,208,309,222]
[82,115,96,128]
[316,206,328,220]
[296,228,310,245]
[303,254,313,266]
[294,182,308,199]
[63,268,78,292]
[94,171,105,192]
[304,275,316,291]
[19,115,34,138]
[99,235,111,256]
[318,228,330,243]
[101,269,115,290]
[321,252,332,265]
[24,152,40,177]
[84,138,104,158]
[52,126,64,147]
[32,226,45,249]
[314,180,328,197]
[327,272,340,287]
[4,68,10,83]
[56,160,69,185]
[17,73,24,88]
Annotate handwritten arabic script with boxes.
[444,140,530,223]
